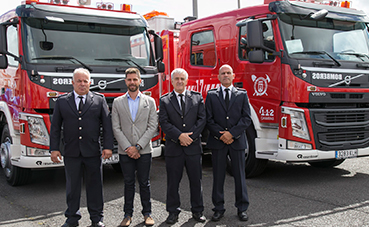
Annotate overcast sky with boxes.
[1,0,369,22]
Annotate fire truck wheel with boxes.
[226,125,268,178]
[0,124,31,186]
[308,159,345,168]
[111,163,122,173]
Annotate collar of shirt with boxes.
[174,89,186,109]
[173,89,186,98]
[220,85,233,100]
[73,91,86,109]
[127,92,141,121]
[127,91,141,101]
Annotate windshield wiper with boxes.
[32,56,92,72]
[291,51,341,67]
[95,58,146,73]
[338,52,369,62]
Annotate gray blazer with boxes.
[111,93,158,155]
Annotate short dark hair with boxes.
[125,68,141,79]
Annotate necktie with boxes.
[224,88,230,109]
[78,96,84,112]
[178,94,185,116]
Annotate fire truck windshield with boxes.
[279,14,369,63]
[21,17,151,68]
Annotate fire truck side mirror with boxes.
[0,55,8,69]
[0,25,8,55]
[246,21,263,49]
[248,50,265,64]
[157,61,165,73]
[148,30,165,72]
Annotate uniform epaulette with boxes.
[58,93,69,97]
[160,92,170,98]
[208,88,218,91]
[190,90,201,95]
[236,87,246,91]
[92,91,104,97]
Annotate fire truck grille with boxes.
[310,108,369,151]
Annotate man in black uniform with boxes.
[50,68,113,227]
[205,64,251,222]
[159,68,206,224]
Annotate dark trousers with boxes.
[212,147,249,213]
[64,155,103,224]
[165,152,204,214]
[119,153,152,216]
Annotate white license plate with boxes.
[102,153,119,164]
[335,149,358,159]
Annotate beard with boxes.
[128,84,139,92]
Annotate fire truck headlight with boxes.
[289,109,310,141]
[282,107,310,141]
[287,140,312,150]
[27,116,50,146]
[26,148,50,156]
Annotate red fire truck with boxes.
[0,0,165,185]
[158,0,369,177]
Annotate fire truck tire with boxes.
[308,159,345,168]
[226,126,268,178]
[0,124,31,186]
[244,126,268,178]
[111,163,122,173]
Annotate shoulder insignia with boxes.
[190,90,201,95]
[92,91,104,97]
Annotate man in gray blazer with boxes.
[50,68,113,227]
[111,68,157,227]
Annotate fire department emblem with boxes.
[252,74,270,96]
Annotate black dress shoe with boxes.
[165,213,179,224]
[61,222,79,227]
[192,212,206,222]
[211,211,224,222]
[88,221,105,227]
[238,211,248,221]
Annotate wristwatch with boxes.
[135,144,142,151]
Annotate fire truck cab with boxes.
[171,0,369,177]
[0,0,164,185]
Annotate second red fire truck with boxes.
[156,0,369,177]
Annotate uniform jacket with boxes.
[205,86,252,150]
[111,93,158,155]
[49,91,114,157]
[159,90,206,156]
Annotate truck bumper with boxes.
[255,138,369,161]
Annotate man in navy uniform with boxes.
[159,68,206,224]
[205,64,251,222]
[50,68,113,227]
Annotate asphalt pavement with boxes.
[0,155,369,227]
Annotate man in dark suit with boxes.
[50,68,113,227]
[205,64,251,222]
[159,68,206,224]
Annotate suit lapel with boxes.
[228,87,238,109]
[67,92,79,116]
[135,94,145,122]
[184,90,193,116]
[122,94,134,122]
[81,91,93,115]
[169,91,182,115]
[216,87,227,111]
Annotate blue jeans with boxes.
[119,153,152,216]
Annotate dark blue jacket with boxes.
[205,86,251,150]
